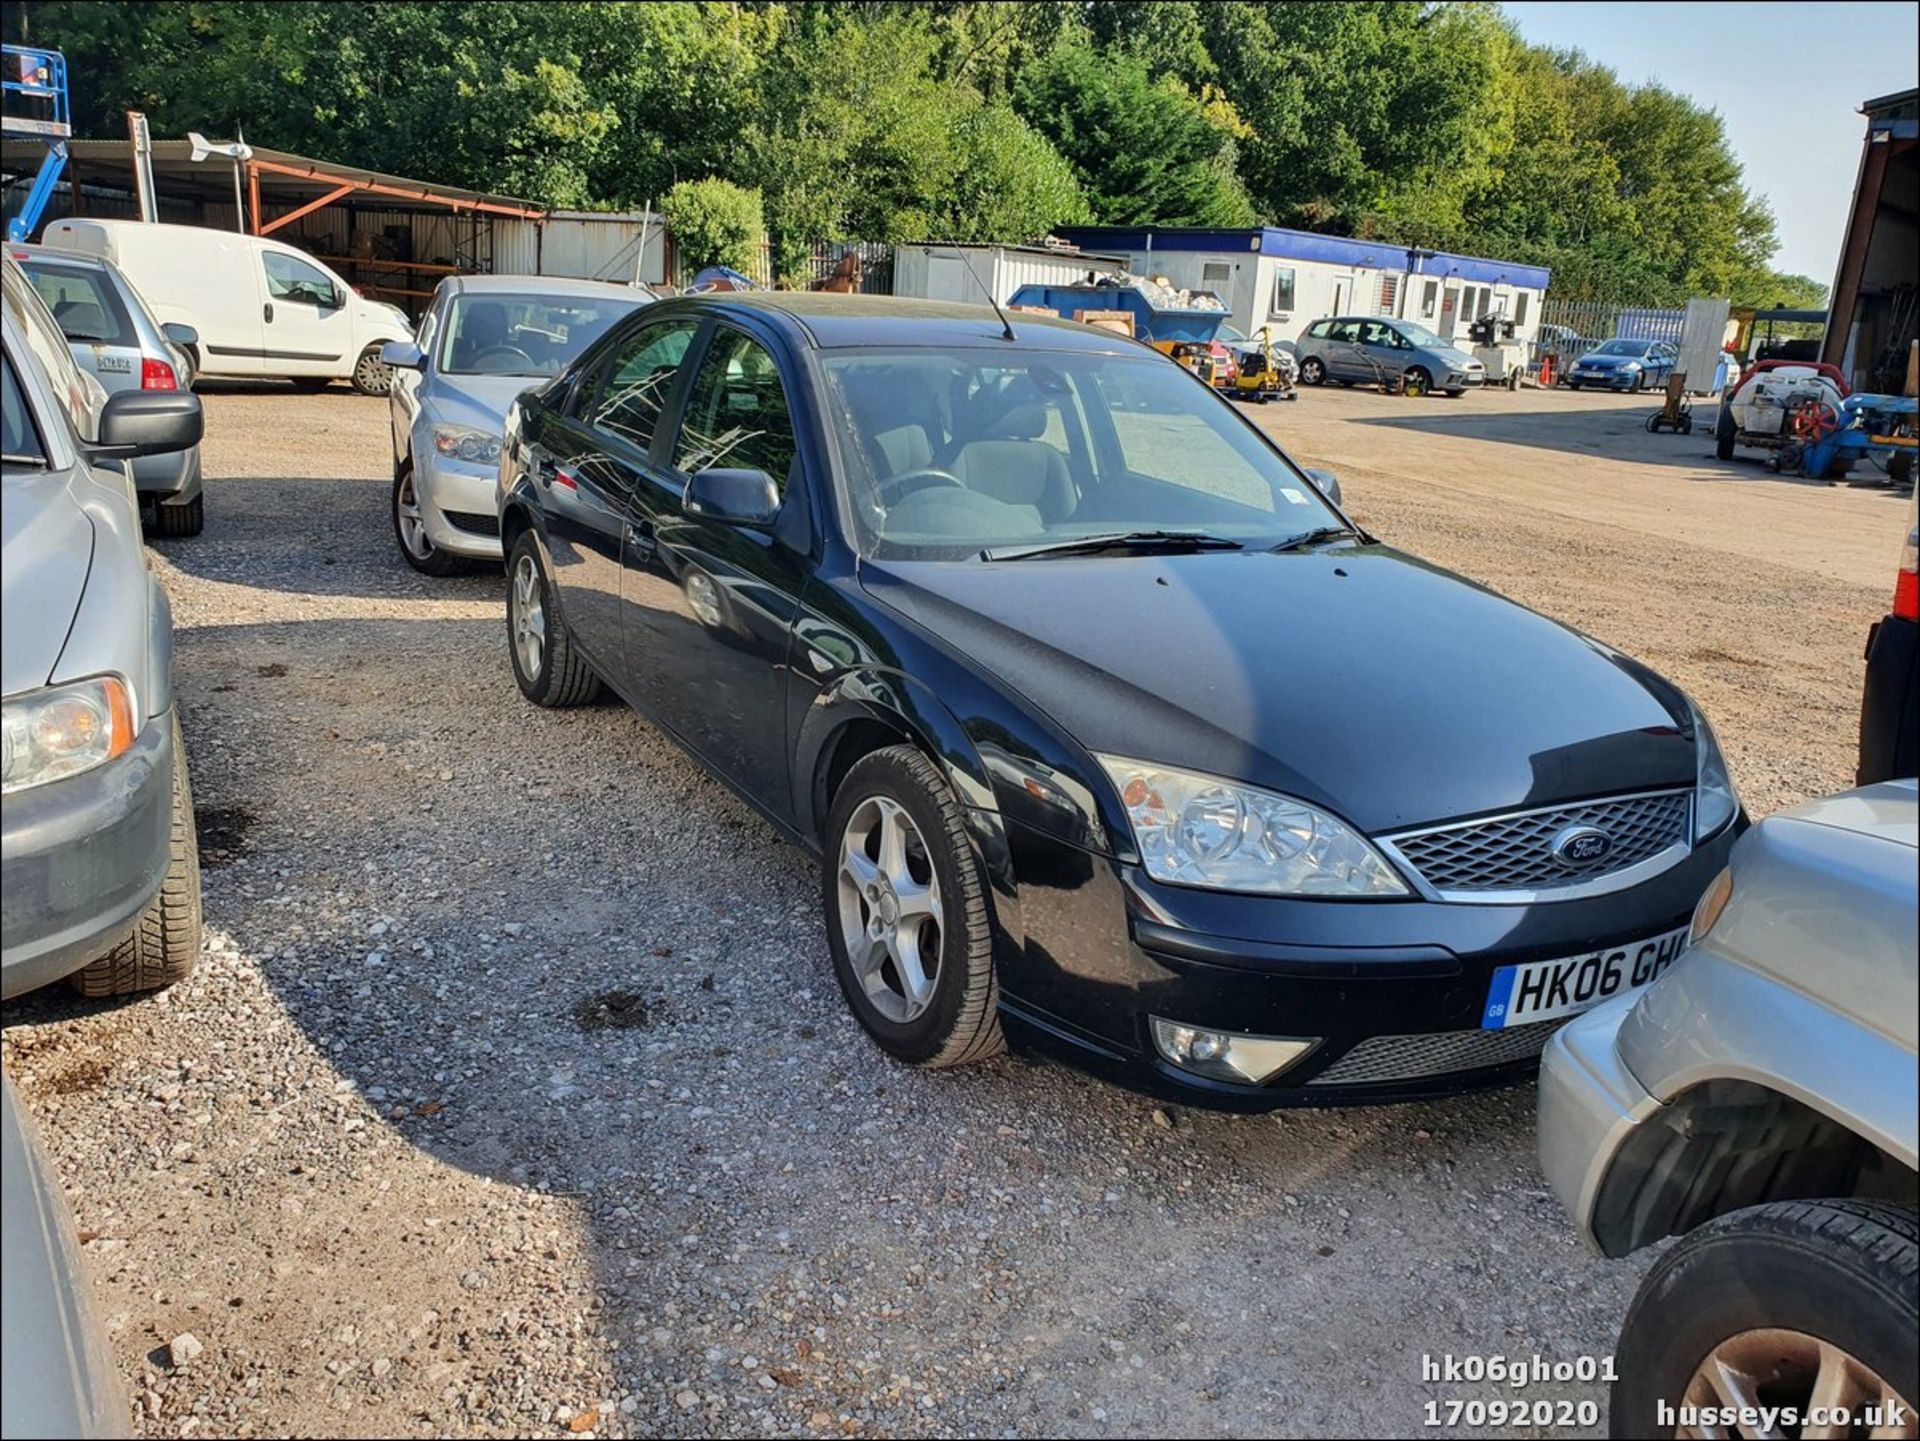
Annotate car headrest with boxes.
[989,404,1047,441]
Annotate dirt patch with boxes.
[572,990,655,1032]
[194,805,253,867]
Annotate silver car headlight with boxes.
[1095,755,1408,897]
[1689,701,1738,840]
[432,424,502,466]
[1,676,137,795]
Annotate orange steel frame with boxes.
[244,156,543,236]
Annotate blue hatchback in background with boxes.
[1566,338,1678,391]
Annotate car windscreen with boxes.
[820,347,1343,561]
[439,292,647,376]
[2,349,48,466]
[1592,340,1646,357]
[1397,321,1445,348]
[19,261,136,346]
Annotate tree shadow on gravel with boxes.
[3,608,1640,1438]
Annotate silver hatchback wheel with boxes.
[511,551,546,682]
[396,471,434,561]
[836,795,944,1024]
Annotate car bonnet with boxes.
[1,466,93,696]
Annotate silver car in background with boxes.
[1294,316,1485,396]
[11,242,206,537]
[381,274,652,574]
[1539,780,1917,1438]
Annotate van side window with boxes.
[263,252,337,307]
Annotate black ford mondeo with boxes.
[495,293,1742,1107]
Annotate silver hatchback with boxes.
[1539,780,1917,1436]
[11,242,205,536]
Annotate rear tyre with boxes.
[350,345,393,397]
[70,715,201,997]
[149,494,205,538]
[1299,356,1326,386]
[505,532,601,707]
[393,467,463,576]
[822,745,1003,1069]
[1610,1200,1917,1440]
[1715,407,1737,461]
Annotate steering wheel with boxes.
[875,467,965,509]
[471,344,536,371]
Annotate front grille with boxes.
[1382,789,1691,898]
[1307,1018,1565,1087]
[444,509,501,538]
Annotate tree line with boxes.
[6,1,1826,306]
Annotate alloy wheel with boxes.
[511,552,546,682]
[396,473,435,561]
[836,795,944,1024]
[1677,1328,1916,1441]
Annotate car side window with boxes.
[583,319,699,455]
[671,329,797,489]
[263,251,337,307]
[1328,321,1360,343]
[1306,320,1330,340]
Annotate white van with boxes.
[41,219,411,395]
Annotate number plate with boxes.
[1481,926,1689,1030]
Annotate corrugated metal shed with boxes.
[893,243,1124,306]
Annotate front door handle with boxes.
[263,302,274,324]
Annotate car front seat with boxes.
[949,406,1074,521]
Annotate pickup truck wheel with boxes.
[350,345,393,397]
[149,494,205,538]
[506,532,602,707]
[1715,406,1737,460]
[1609,1200,1918,1440]
[823,745,1003,1069]
[70,715,202,997]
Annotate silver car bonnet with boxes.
[425,370,545,432]
[1,467,93,696]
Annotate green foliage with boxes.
[662,177,765,275]
[4,0,1820,305]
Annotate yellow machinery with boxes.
[1227,326,1298,403]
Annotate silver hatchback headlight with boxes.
[1096,755,1408,897]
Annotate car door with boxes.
[259,249,354,377]
[528,314,702,677]
[1324,320,1367,380]
[621,321,813,809]
[1356,321,1404,381]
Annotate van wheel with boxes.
[1609,1200,1917,1440]
[351,345,393,397]
[150,494,205,538]
[70,715,201,997]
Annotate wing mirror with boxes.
[685,468,781,529]
[381,341,425,370]
[1304,467,1343,507]
[161,321,198,348]
[92,389,203,458]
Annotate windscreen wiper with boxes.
[1269,524,1364,553]
[982,530,1245,562]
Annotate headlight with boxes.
[432,424,502,466]
[1689,700,1738,840]
[1,676,137,795]
[1619,361,1642,372]
[1095,755,1408,897]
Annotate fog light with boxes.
[1149,1017,1318,1085]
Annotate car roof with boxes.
[445,273,654,302]
[652,291,1143,354]
[7,243,109,272]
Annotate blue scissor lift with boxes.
[3,44,71,242]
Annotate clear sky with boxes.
[1501,1,1919,287]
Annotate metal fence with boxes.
[803,240,894,294]
[1537,297,1688,350]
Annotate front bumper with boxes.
[1447,371,1484,389]
[996,814,1741,1109]
[416,453,505,559]
[1569,369,1638,390]
[1536,992,1661,1250]
[1,709,176,997]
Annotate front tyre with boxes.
[392,467,463,576]
[1299,356,1326,386]
[71,714,201,997]
[351,344,393,397]
[1716,406,1738,460]
[822,745,1003,1069]
[1609,1200,1918,1440]
[1402,366,1432,397]
[505,532,602,707]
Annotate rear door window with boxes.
[21,263,135,346]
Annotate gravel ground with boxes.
[2,379,1901,1440]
